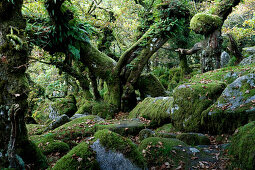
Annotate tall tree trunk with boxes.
[201,30,222,73]
[0,0,47,168]
[179,54,192,75]
[187,0,241,73]
[227,33,243,65]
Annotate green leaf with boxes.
[68,44,80,60]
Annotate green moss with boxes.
[129,97,173,127]
[138,137,189,168]
[26,124,46,136]
[176,133,210,146]
[190,13,223,35]
[172,81,226,132]
[52,95,77,117]
[228,122,255,170]
[29,115,100,147]
[139,129,155,140]
[16,140,48,169]
[36,136,70,155]
[53,142,99,170]
[94,119,146,136]
[137,73,166,99]
[155,123,175,133]
[200,73,255,134]
[240,80,255,100]
[94,129,146,168]
[189,64,255,85]
[76,100,94,114]
[92,102,117,119]
[201,102,253,134]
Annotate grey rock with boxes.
[212,73,255,111]
[45,114,70,131]
[243,46,255,55]
[91,140,141,170]
[239,54,255,66]
[220,51,230,67]
[70,113,88,120]
[189,147,200,153]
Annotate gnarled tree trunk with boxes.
[0,0,47,168]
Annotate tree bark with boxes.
[201,30,222,72]
[188,0,241,73]
[227,33,243,65]
[0,1,47,168]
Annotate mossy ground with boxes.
[26,124,46,136]
[189,64,255,85]
[24,63,255,169]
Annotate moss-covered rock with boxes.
[36,137,70,155]
[51,95,77,117]
[171,81,226,132]
[94,119,146,136]
[93,129,146,169]
[242,47,255,57]
[75,99,95,115]
[138,137,189,168]
[76,99,118,119]
[176,133,210,146]
[155,123,176,133]
[154,123,177,138]
[129,97,173,126]
[53,142,99,170]
[239,54,255,66]
[44,114,70,131]
[29,115,101,147]
[137,73,166,99]
[92,102,117,119]
[139,129,155,140]
[228,122,255,170]
[189,64,255,86]
[190,13,223,35]
[201,73,255,134]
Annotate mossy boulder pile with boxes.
[202,73,255,134]
[171,81,226,132]
[228,121,255,170]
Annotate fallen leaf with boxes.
[77,157,83,162]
